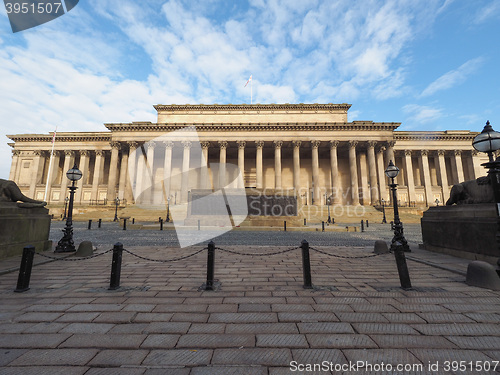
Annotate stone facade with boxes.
[6,103,489,206]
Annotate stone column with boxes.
[135,144,146,204]
[237,141,245,188]
[403,150,416,204]
[420,150,433,206]
[91,150,105,201]
[28,150,44,199]
[293,140,301,193]
[181,141,191,202]
[59,150,75,203]
[359,151,369,205]
[471,150,484,179]
[386,140,396,164]
[219,141,228,188]
[274,140,283,190]
[126,142,139,203]
[9,150,20,181]
[366,141,379,205]
[144,141,156,204]
[106,141,121,201]
[76,150,90,203]
[311,140,320,205]
[329,141,340,204]
[118,146,129,201]
[46,150,61,203]
[162,141,174,199]
[255,141,264,189]
[348,140,360,205]
[436,150,449,202]
[376,146,387,202]
[454,150,465,183]
[200,141,210,189]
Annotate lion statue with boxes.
[446,175,495,205]
[0,179,47,207]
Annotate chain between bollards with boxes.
[301,240,313,289]
[14,245,35,293]
[205,241,215,290]
[109,242,123,290]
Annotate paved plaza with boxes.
[0,223,499,374]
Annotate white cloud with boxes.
[473,1,500,24]
[420,57,483,97]
[403,104,443,124]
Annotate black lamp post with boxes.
[385,160,412,289]
[327,196,331,224]
[55,163,82,253]
[62,197,69,220]
[166,196,171,222]
[472,121,500,204]
[113,197,119,222]
[381,198,387,224]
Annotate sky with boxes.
[1,0,500,179]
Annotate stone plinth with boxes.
[421,203,499,264]
[0,203,52,259]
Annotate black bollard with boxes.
[322,221,325,232]
[366,219,369,228]
[109,242,123,290]
[14,245,35,293]
[284,221,287,232]
[160,218,163,231]
[123,218,127,230]
[132,218,135,224]
[88,219,92,230]
[304,218,306,226]
[392,241,412,290]
[159,216,161,223]
[300,240,313,289]
[361,220,364,232]
[98,218,102,228]
[205,241,215,291]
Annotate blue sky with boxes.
[1,0,500,179]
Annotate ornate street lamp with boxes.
[62,196,69,220]
[113,197,119,222]
[55,163,82,253]
[472,121,500,203]
[381,198,387,224]
[166,196,171,222]
[385,160,412,289]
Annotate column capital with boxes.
[471,149,479,156]
[387,140,396,148]
[200,141,211,149]
[237,141,246,149]
[273,140,283,149]
[146,140,156,150]
[110,141,121,150]
[12,149,21,156]
[292,140,302,149]
[420,149,429,156]
[95,149,105,157]
[181,140,192,149]
[329,140,339,149]
[64,150,75,157]
[255,140,264,149]
[311,140,321,149]
[348,140,358,148]
[404,149,412,156]
[33,150,45,156]
[437,149,446,156]
[454,149,462,156]
[163,140,174,149]
[80,150,91,157]
[218,140,228,149]
[377,145,386,154]
[127,141,139,150]
[367,140,377,148]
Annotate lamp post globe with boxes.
[55,163,82,253]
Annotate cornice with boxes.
[7,132,112,143]
[104,122,401,132]
[153,103,352,113]
[394,131,478,141]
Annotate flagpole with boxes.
[251,78,253,105]
[43,127,57,202]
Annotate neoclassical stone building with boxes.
[7,103,488,207]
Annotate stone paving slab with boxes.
[1,243,500,374]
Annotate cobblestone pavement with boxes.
[49,221,424,249]
[1,224,500,374]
